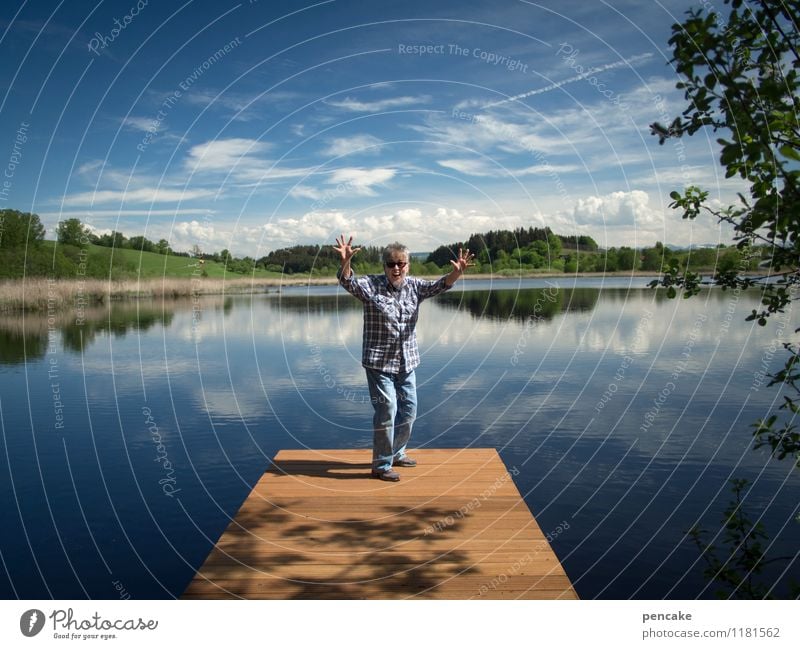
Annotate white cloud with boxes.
[76,160,102,176]
[185,138,271,173]
[484,53,654,108]
[121,116,161,132]
[61,187,217,206]
[327,167,395,195]
[120,117,183,148]
[184,89,251,112]
[322,134,383,157]
[173,219,217,243]
[39,208,214,219]
[437,158,580,178]
[572,190,662,227]
[480,114,586,155]
[285,167,400,205]
[262,210,353,249]
[73,160,147,189]
[516,163,581,176]
[170,219,266,257]
[257,206,548,254]
[182,89,300,122]
[289,185,323,200]
[64,160,220,208]
[437,158,497,177]
[327,95,430,112]
[182,137,318,186]
[394,208,423,230]
[630,165,734,192]
[414,75,697,180]
[410,111,571,159]
[250,165,318,182]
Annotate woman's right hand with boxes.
[333,234,361,263]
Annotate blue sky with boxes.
[0,0,743,257]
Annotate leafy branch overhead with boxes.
[650,0,800,467]
[688,479,798,598]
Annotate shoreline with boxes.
[208,269,665,286]
[0,271,701,312]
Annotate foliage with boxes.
[428,227,576,267]
[94,230,127,249]
[226,256,256,274]
[432,225,754,274]
[56,218,90,246]
[0,242,137,280]
[256,244,383,274]
[560,234,599,251]
[0,209,45,249]
[752,346,800,465]
[688,479,798,598]
[0,246,72,279]
[89,228,171,256]
[616,246,638,271]
[127,235,157,253]
[650,0,800,467]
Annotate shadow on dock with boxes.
[181,449,577,599]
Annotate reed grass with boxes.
[0,277,318,312]
[0,270,655,312]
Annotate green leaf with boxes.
[779,144,800,162]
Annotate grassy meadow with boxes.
[0,242,290,312]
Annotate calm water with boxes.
[0,277,798,599]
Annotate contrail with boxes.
[484,52,653,108]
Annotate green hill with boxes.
[30,241,282,280]
[98,244,280,279]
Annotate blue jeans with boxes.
[365,368,417,472]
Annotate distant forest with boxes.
[0,209,765,279]
[260,225,763,275]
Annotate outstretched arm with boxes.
[332,234,362,279]
[445,248,475,287]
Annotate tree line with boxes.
[428,227,762,274]
[0,211,257,279]
[0,209,767,280]
[0,210,129,279]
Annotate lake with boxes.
[0,276,797,599]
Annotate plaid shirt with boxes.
[338,270,451,373]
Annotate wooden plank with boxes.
[181,448,578,600]
[200,549,556,566]
[182,576,577,600]
[270,448,497,461]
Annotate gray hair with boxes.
[382,242,409,263]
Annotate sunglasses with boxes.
[384,261,407,269]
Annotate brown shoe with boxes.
[371,469,401,481]
[394,456,417,467]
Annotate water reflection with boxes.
[274,286,601,322]
[0,326,47,364]
[0,298,237,363]
[0,281,798,600]
[436,287,600,321]
[0,303,177,363]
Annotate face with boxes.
[384,251,409,287]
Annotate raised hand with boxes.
[449,247,475,274]
[333,234,362,264]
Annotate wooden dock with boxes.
[182,448,578,599]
